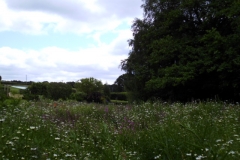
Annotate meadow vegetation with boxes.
[1,0,240,159]
[0,99,239,159]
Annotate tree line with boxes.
[0,74,127,103]
[22,78,107,102]
[21,77,125,103]
[119,0,240,102]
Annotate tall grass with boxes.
[0,100,239,159]
[10,87,20,94]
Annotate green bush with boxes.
[19,89,26,94]
[110,92,127,101]
[47,82,73,100]
[22,92,39,101]
[29,82,48,96]
[3,98,21,107]
[70,92,87,102]
[23,82,73,101]
[86,92,104,103]
[0,86,8,106]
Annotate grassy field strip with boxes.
[0,100,239,159]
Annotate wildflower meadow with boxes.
[0,99,239,159]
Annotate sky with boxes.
[0,0,143,84]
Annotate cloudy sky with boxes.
[0,0,143,84]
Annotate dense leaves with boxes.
[0,84,8,102]
[75,77,103,95]
[110,92,128,101]
[23,82,72,100]
[113,74,127,92]
[47,82,72,100]
[22,78,110,103]
[75,77,106,103]
[23,82,48,100]
[121,0,240,102]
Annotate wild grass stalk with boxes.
[0,100,239,159]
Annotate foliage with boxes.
[121,0,240,102]
[66,81,75,88]
[2,98,21,107]
[75,77,103,95]
[113,74,127,92]
[0,85,8,102]
[86,91,105,103]
[0,100,239,159]
[103,84,111,99]
[32,82,48,96]
[110,92,128,101]
[22,78,108,102]
[75,77,107,103]
[46,82,72,100]
[23,82,72,100]
[70,91,87,102]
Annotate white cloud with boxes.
[1,0,142,35]
[0,29,131,83]
[0,0,64,34]
[0,0,143,83]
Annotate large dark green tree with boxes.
[113,74,128,92]
[121,0,240,101]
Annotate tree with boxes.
[23,82,48,100]
[47,82,72,100]
[103,83,111,99]
[75,77,104,102]
[23,82,72,100]
[121,0,240,101]
[113,74,127,92]
[30,82,47,96]
[75,77,103,95]
[66,81,75,88]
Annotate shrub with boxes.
[23,82,73,101]
[86,91,104,103]
[0,85,8,106]
[47,82,72,100]
[3,98,21,107]
[110,92,128,101]
[73,92,87,102]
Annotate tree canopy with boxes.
[75,77,103,95]
[121,0,240,102]
[113,74,128,92]
[23,82,72,100]
[75,77,105,102]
